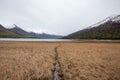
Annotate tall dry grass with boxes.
[0,42,58,80]
[0,42,120,80]
[58,43,120,80]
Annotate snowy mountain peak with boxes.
[109,15,120,22]
[88,15,120,29]
[12,24,20,29]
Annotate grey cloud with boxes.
[0,0,120,35]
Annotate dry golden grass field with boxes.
[0,41,120,80]
[58,43,120,80]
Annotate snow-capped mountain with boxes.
[65,15,120,39]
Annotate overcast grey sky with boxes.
[0,0,120,35]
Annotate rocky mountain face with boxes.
[0,24,6,31]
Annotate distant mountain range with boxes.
[65,15,120,39]
[0,24,63,38]
[1,15,120,39]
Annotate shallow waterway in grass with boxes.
[54,45,63,80]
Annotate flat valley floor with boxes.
[0,41,120,80]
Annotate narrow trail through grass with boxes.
[54,44,64,80]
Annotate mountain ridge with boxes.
[0,24,63,38]
[65,15,120,39]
